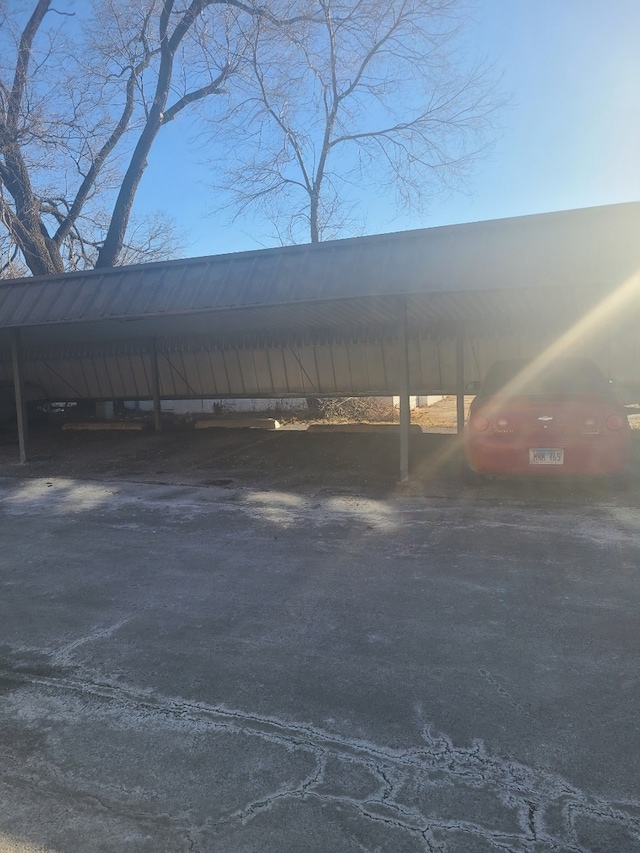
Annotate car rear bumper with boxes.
[465,434,631,476]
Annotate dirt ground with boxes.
[0,420,460,495]
[404,396,471,429]
[0,397,464,487]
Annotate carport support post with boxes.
[11,327,28,464]
[456,335,465,434]
[398,298,411,483]
[150,338,162,432]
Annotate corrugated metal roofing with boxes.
[0,203,638,338]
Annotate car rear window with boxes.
[478,359,612,397]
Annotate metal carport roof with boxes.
[1,202,639,475]
[1,202,639,348]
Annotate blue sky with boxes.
[136,0,640,258]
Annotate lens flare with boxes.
[405,268,640,481]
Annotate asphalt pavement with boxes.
[1,470,639,852]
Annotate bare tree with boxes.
[0,0,252,275]
[213,0,505,244]
[0,1,505,275]
[0,231,27,278]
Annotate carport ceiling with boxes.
[1,202,639,348]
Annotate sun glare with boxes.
[406,268,640,479]
[0,834,57,853]
[489,270,640,408]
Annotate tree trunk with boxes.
[309,192,320,243]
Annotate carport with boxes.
[1,202,639,478]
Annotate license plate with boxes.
[529,448,564,465]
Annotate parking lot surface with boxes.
[0,429,639,852]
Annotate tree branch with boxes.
[162,63,233,123]
[97,0,218,267]
[53,30,161,248]
[6,0,51,131]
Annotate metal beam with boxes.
[150,338,162,432]
[456,336,465,434]
[398,298,410,483]
[11,328,28,464]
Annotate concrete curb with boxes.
[62,422,145,431]
[306,423,423,434]
[194,418,281,430]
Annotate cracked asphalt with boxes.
[0,432,639,852]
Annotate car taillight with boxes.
[605,414,623,431]
[471,415,489,431]
[495,415,510,429]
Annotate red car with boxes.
[464,358,631,477]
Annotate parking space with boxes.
[1,422,639,498]
[1,428,640,851]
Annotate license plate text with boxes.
[529,448,564,465]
